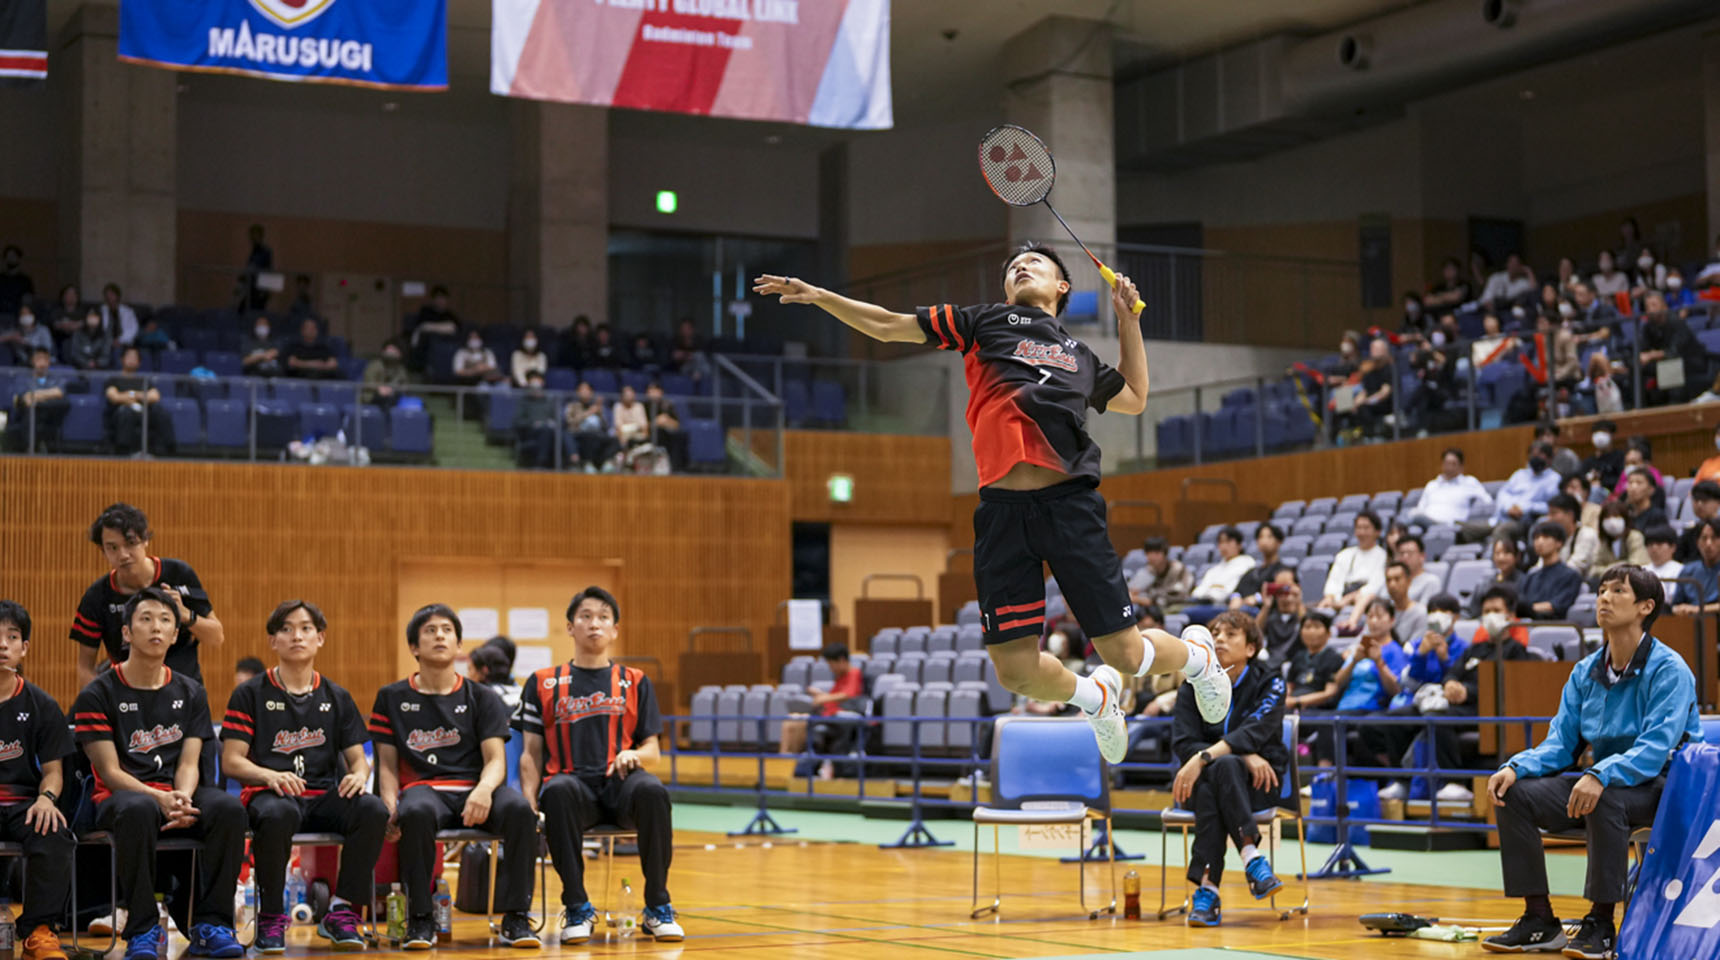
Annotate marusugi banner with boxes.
[120,0,447,90]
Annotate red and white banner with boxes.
[492,0,891,129]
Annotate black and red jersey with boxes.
[71,557,212,682]
[0,676,73,805]
[369,674,509,794]
[918,303,1127,488]
[513,661,662,784]
[223,668,368,805]
[71,664,214,802]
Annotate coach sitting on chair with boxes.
[1170,611,1287,927]
[1482,564,1703,958]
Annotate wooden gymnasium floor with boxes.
[197,818,1593,960]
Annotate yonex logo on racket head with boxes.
[978,124,1055,206]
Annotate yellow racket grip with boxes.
[1099,264,1146,314]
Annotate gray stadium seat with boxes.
[689,687,717,745]
[1337,494,1370,512]
[1291,516,1325,537]
[1304,497,1337,517]
[882,684,920,751]
[870,632,899,657]
[1298,558,1331,600]
[1236,521,1261,541]
[923,651,956,686]
[928,625,958,654]
[1482,480,1506,497]
[898,632,928,656]
[894,653,926,685]
[1423,561,1449,591]
[1443,542,1485,562]
[872,673,907,700]
[956,624,984,653]
[1122,548,1147,574]
[1453,619,1480,644]
[809,660,833,685]
[716,688,744,746]
[948,685,986,752]
[1370,491,1403,513]
[915,687,949,749]
[1446,560,1493,603]
[953,652,985,686]
[1273,500,1306,519]
[1325,512,1358,534]
[1183,544,1217,566]
[1279,539,1310,562]
[741,688,771,746]
[864,657,895,690]
[1530,625,1584,661]
[766,688,801,743]
[1567,596,1596,628]
[782,657,813,687]
[1312,532,1349,555]
[957,601,982,626]
[981,657,1011,713]
[1423,524,1459,561]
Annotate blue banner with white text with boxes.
[120,0,446,90]
[1618,744,1720,959]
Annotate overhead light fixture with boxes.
[1337,34,1371,71]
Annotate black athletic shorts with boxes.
[973,478,1135,646]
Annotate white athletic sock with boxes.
[1200,877,1220,893]
[331,896,350,910]
[1180,638,1212,677]
[1240,843,1259,863]
[1067,674,1105,713]
[1132,632,1158,678]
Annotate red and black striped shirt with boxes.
[514,662,661,784]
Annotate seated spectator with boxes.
[643,381,687,472]
[612,384,649,451]
[1631,248,1667,298]
[563,381,616,472]
[1404,343,1457,433]
[65,308,111,370]
[1427,587,1534,802]
[1664,268,1695,310]
[1481,252,1537,313]
[1422,256,1471,313]
[1533,422,1581,478]
[100,283,139,345]
[510,330,549,388]
[1397,292,1428,342]
[406,285,460,373]
[1318,511,1388,633]
[669,318,709,380]
[7,346,68,451]
[1590,250,1629,297]
[1544,493,1597,577]
[1253,568,1303,665]
[47,283,83,341]
[1284,612,1343,764]
[1696,427,1720,486]
[241,316,282,377]
[1395,535,1440,607]
[1466,537,1525,618]
[1411,448,1492,527]
[559,315,592,370]
[777,644,866,780]
[1636,292,1700,405]
[1463,441,1559,544]
[1383,561,1427,646]
[105,347,174,456]
[1561,470,1602,521]
[1383,521,1409,558]
[1676,481,1720,562]
[1541,312,1582,391]
[284,318,340,380]
[1483,565,1701,957]
[589,324,621,368]
[1183,527,1257,624]
[1129,537,1192,610]
[1331,599,1408,724]
[1367,593,1468,802]
[1578,351,1625,415]
[452,332,504,388]
[1342,339,1395,438]
[1591,500,1647,570]
[0,243,32,313]
[1329,332,1360,379]
[1169,611,1287,927]
[513,372,560,470]
[1644,526,1683,601]
[0,304,54,365]
[629,333,658,371]
[1517,520,1581,620]
[361,340,411,408]
[1573,282,1620,346]
[1619,467,1668,533]
[1610,437,1664,501]
[1671,517,1720,616]
[475,636,520,711]
[1233,523,1289,610]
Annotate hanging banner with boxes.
[492,0,891,129]
[119,0,447,90]
[0,0,47,85]
[1618,744,1720,959]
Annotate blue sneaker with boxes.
[640,904,684,942]
[123,926,163,960]
[559,903,597,944]
[185,923,245,959]
[1187,887,1221,927]
[1244,854,1284,900]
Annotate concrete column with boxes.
[1704,28,1720,252]
[507,101,609,327]
[54,3,177,305]
[1001,17,1115,259]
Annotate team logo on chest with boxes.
[272,727,327,754]
[405,727,460,752]
[129,724,183,754]
[0,740,22,762]
[552,692,625,725]
[1012,340,1079,372]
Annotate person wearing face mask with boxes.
[1671,517,1720,616]
[453,331,503,388]
[1330,333,1360,379]
[362,340,412,408]
[1329,599,1409,793]
[1679,483,1720,563]
[510,330,548,388]
[1590,501,1647,572]
[1365,593,1470,804]
[1663,267,1694,310]
[65,308,112,370]
[1590,250,1629,298]
[240,317,281,377]
[1580,421,1625,493]
[1398,292,1427,341]
[1461,442,1559,545]
[1517,521,1582,621]
[1629,248,1666,299]
[1,305,54,365]
[1608,437,1663,502]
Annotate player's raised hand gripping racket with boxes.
[978,124,1144,314]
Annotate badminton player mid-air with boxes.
[752,245,1232,761]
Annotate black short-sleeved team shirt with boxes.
[369,675,510,794]
[917,303,1127,488]
[513,662,662,785]
[71,557,212,681]
[0,677,74,805]
[223,668,369,805]
[72,664,214,802]
[1288,645,1347,699]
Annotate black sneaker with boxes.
[1560,918,1614,960]
[497,913,541,949]
[401,917,436,951]
[1482,914,1568,953]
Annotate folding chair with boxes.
[1157,715,1311,921]
[434,828,550,939]
[72,833,206,955]
[970,717,1117,921]
[584,825,641,926]
[268,833,381,947]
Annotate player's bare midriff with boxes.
[986,461,1071,491]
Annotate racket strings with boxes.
[978,126,1054,206]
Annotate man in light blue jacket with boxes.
[1481,564,1702,958]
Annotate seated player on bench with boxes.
[517,587,683,944]
[0,601,75,960]
[220,600,388,953]
[72,587,245,960]
[1482,564,1703,958]
[1170,611,1287,927]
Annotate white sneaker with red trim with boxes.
[1083,665,1129,764]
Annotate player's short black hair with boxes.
[1397,533,1424,554]
[566,586,620,624]
[1208,610,1261,653]
[0,601,30,645]
[406,603,461,647]
[1143,536,1169,554]
[1002,243,1072,316]
[1257,522,1283,543]
[1216,526,1243,546]
[482,635,516,670]
[1598,564,1663,632]
[235,656,265,676]
[1693,481,1720,503]
[266,599,326,635]
[1479,583,1519,611]
[1531,520,1568,545]
[820,643,850,662]
[469,644,510,678]
[89,502,151,546]
[1428,592,1461,615]
[124,586,181,630]
[1643,524,1679,547]
[1301,610,1332,631]
[1355,510,1383,533]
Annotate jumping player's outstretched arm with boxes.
[753,275,925,345]
[1108,274,1149,415]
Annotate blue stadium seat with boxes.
[545,367,579,393]
[160,396,201,447]
[686,419,724,467]
[298,402,341,441]
[60,395,103,447]
[157,350,198,376]
[660,373,695,396]
[783,379,810,427]
[485,389,518,442]
[389,406,432,454]
[585,369,619,395]
[811,380,846,426]
[205,398,248,449]
[343,404,386,449]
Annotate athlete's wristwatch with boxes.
[38,790,57,803]
[1198,750,1214,767]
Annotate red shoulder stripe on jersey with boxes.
[998,615,1044,631]
[366,723,391,736]
[74,612,99,628]
[74,712,109,720]
[71,621,101,639]
[944,305,967,353]
[226,710,254,723]
[369,712,392,726]
[994,599,1045,616]
[75,723,113,732]
[224,721,255,736]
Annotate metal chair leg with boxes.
[1157,825,1191,921]
[969,822,999,920]
[486,839,500,939]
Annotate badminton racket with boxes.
[978,123,1143,314]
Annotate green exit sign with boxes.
[655,190,678,214]
[828,474,854,503]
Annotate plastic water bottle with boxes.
[284,866,306,922]
[433,879,452,938]
[385,884,407,945]
[616,879,636,938]
[236,877,257,932]
[1122,870,1141,920]
[155,894,171,948]
[0,898,16,960]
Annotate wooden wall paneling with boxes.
[781,431,951,525]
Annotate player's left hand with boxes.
[1171,757,1202,807]
[609,750,642,778]
[1110,273,1139,320]
[25,795,66,835]
[337,772,368,798]
[461,786,493,827]
[1566,773,1604,819]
